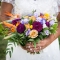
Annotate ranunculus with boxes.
[29,30,38,38]
[33,21,43,32]
[17,23,25,33]
[12,19,21,25]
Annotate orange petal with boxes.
[10,27,16,32]
[3,21,16,28]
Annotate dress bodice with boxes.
[1,0,60,17]
[14,0,58,17]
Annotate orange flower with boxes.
[3,21,16,28]
[10,27,16,32]
[3,21,16,32]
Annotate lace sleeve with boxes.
[1,0,15,6]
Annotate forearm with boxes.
[49,12,60,42]
[0,2,13,21]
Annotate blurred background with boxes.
[0,1,60,60]
[0,1,7,60]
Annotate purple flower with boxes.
[40,18,46,24]
[20,19,29,24]
[33,21,43,32]
[17,23,25,33]
[50,20,55,26]
[34,12,39,17]
[46,21,50,27]
[36,17,46,24]
[36,17,42,22]
[44,30,50,35]
[12,19,21,25]
[25,29,31,36]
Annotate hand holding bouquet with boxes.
[0,11,58,57]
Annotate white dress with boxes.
[1,0,60,60]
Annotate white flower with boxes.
[43,24,47,28]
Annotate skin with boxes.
[0,2,60,53]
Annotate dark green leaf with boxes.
[11,47,13,52]
[9,51,11,58]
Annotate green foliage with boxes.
[29,19,33,25]
[49,23,58,33]
[0,24,9,40]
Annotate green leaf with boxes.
[33,41,36,48]
[29,20,33,25]
[0,24,4,32]
[52,23,58,30]
[43,27,49,31]
[39,35,43,40]
[28,39,34,42]
[9,51,11,58]
[6,51,8,54]
[11,47,13,52]
[6,48,10,51]
[35,38,40,43]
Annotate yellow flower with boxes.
[44,13,50,20]
[25,24,30,29]
[25,24,33,29]
[30,25,33,29]
[29,16,36,21]
[29,30,38,38]
[16,22,20,27]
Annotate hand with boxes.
[25,42,41,53]
[39,38,52,50]
[25,37,52,53]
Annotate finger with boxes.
[34,47,40,52]
[27,48,34,53]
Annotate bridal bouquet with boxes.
[0,11,58,57]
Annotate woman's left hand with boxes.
[25,37,53,53]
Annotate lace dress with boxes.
[1,0,60,60]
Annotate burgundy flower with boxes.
[33,21,43,32]
[40,13,44,16]
[12,19,21,25]
[17,23,25,33]
[46,22,50,27]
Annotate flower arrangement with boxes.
[0,11,58,57]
